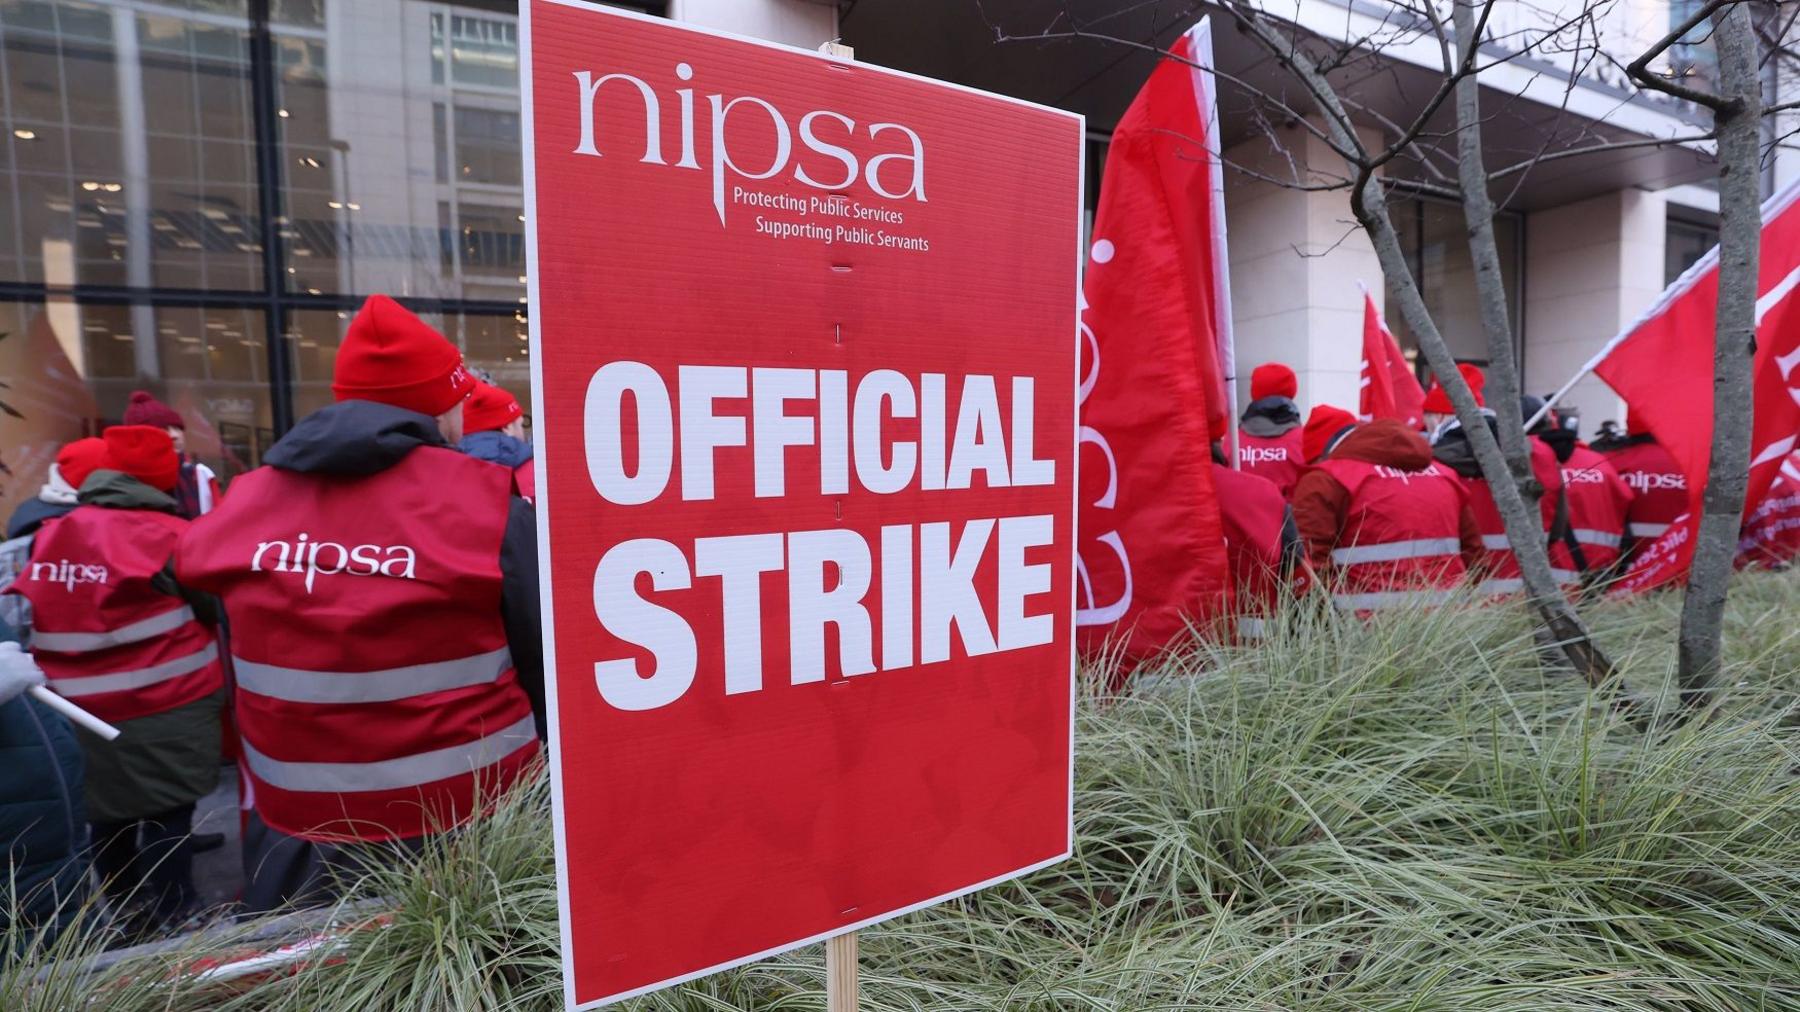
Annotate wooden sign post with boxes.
[522,4,1080,1008]
[826,932,858,1012]
[818,39,860,1012]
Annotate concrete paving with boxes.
[190,762,243,910]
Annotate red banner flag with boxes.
[1599,180,1800,593]
[1737,450,1800,567]
[1076,19,1231,665]
[1358,287,1425,427]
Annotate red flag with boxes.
[1076,19,1231,668]
[1599,180,1800,593]
[1359,288,1425,427]
[1736,450,1800,568]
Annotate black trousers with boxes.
[240,811,424,915]
[91,803,197,925]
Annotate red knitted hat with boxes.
[56,437,108,490]
[1302,404,1358,464]
[102,425,180,492]
[122,390,184,430]
[1422,363,1486,413]
[1250,362,1298,401]
[1626,404,1649,436]
[331,294,475,417]
[463,380,524,434]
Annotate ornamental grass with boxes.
[7,573,1800,1010]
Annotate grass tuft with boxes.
[8,574,1800,1010]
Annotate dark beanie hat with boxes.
[122,390,184,430]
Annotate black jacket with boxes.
[5,497,74,541]
[1240,396,1302,438]
[265,401,546,736]
[0,620,86,942]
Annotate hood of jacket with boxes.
[1592,431,1648,455]
[1325,417,1435,471]
[264,400,447,477]
[1430,415,1502,479]
[1240,396,1302,437]
[77,470,180,514]
[5,496,74,540]
[458,429,533,469]
[1533,424,1579,464]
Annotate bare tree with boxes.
[991,1,1788,692]
[987,0,1631,683]
[1625,1,1763,703]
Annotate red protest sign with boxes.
[520,2,1082,1006]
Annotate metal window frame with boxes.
[0,0,668,437]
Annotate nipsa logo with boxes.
[1624,470,1685,492]
[252,533,419,593]
[28,560,108,591]
[569,62,928,226]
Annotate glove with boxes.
[0,641,46,705]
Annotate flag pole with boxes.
[1528,177,1800,434]
[1191,17,1238,467]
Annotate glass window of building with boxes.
[0,0,640,521]
[1384,193,1523,375]
[1666,217,1718,285]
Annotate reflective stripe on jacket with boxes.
[1601,438,1686,562]
[175,444,538,844]
[4,507,221,724]
[1315,456,1468,610]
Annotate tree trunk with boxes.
[1223,4,1616,686]
[1358,175,1613,687]
[1451,1,1537,508]
[1445,1,1613,680]
[1679,4,1762,706]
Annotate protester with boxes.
[1531,411,1635,586]
[4,425,225,935]
[1421,362,1488,437]
[175,293,543,914]
[0,631,87,944]
[1430,395,1565,596]
[1599,406,1687,564]
[122,391,220,518]
[460,380,536,503]
[1210,442,1301,637]
[0,438,108,643]
[1236,362,1304,497]
[1294,407,1481,612]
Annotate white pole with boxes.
[1191,18,1238,467]
[30,686,121,741]
[1529,176,1800,433]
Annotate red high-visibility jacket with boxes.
[5,506,221,724]
[1211,462,1286,637]
[1312,455,1469,611]
[1237,427,1304,498]
[1463,436,1563,595]
[175,446,538,843]
[1600,437,1687,555]
[1549,443,1635,583]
